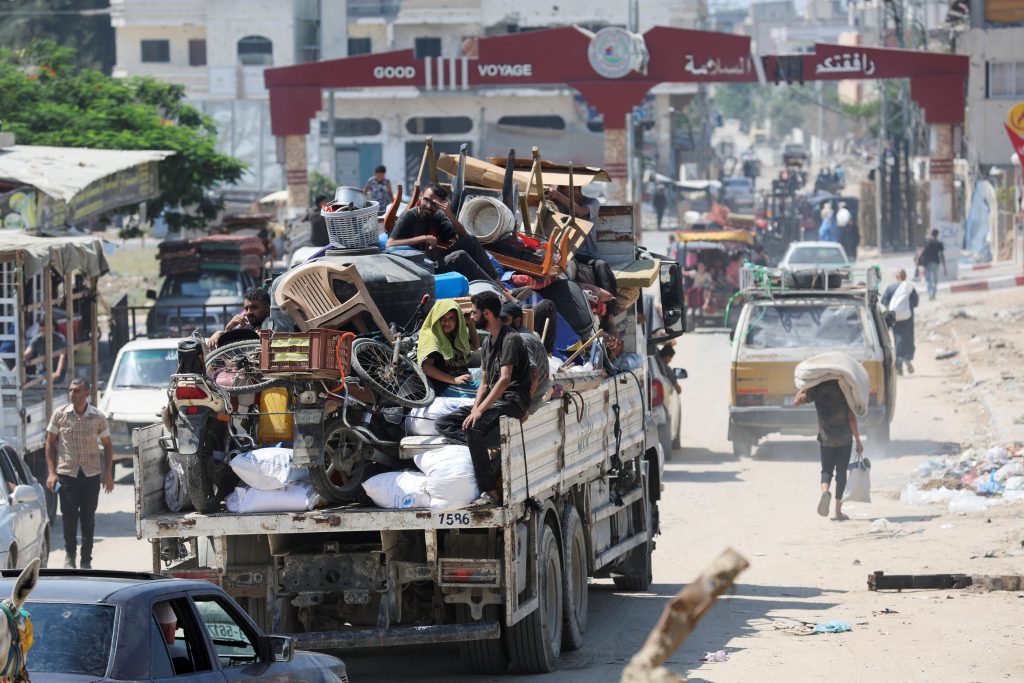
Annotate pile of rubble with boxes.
[901,443,1024,513]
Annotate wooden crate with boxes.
[259,329,352,376]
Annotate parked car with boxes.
[721,177,756,210]
[146,271,260,338]
[0,440,49,569]
[782,143,809,166]
[2,570,349,682]
[778,241,851,272]
[99,338,181,459]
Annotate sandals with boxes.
[817,491,832,517]
[469,491,499,507]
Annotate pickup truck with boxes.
[133,203,683,674]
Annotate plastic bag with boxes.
[229,447,296,491]
[164,451,192,512]
[845,456,871,503]
[415,445,479,511]
[225,481,321,513]
[362,471,430,509]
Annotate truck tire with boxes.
[457,605,508,674]
[612,534,652,592]
[560,507,588,651]
[731,434,753,459]
[187,452,218,514]
[507,524,563,673]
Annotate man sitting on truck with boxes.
[387,184,509,299]
[207,287,271,349]
[436,291,531,507]
[498,301,550,415]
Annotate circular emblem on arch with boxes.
[588,27,640,80]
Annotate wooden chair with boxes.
[274,261,393,341]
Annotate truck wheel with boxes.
[731,435,753,459]
[560,507,588,651]
[457,605,508,674]
[507,524,563,673]
[187,451,219,514]
[308,420,373,504]
[612,535,652,592]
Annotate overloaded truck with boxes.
[133,165,683,672]
[0,234,106,518]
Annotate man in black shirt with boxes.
[794,379,863,521]
[309,195,330,248]
[388,184,504,290]
[917,229,946,301]
[436,291,531,506]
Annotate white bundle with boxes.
[229,447,304,491]
[362,471,431,509]
[405,397,476,435]
[414,445,480,511]
[794,352,869,417]
[226,481,322,513]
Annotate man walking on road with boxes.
[882,269,919,375]
[45,378,115,569]
[918,229,947,300]
[793,380,864,521]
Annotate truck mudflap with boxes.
[291,621,500,650]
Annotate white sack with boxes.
[362,471,431,509]
[794,351,870,417]
[414,445,479,511]
[225,481,322,513]
[229,447,301,491]
[406,397,476,436]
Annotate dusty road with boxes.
[61,285,1024,682]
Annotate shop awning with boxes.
[0,145,174,229]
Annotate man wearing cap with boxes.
[499,301,550,415]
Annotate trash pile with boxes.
[901,443,1024,513]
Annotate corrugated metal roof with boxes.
[0,145,174,203]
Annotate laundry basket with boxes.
[458,196,515,244]
[322,202,380,249]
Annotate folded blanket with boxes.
[794,351,869,417]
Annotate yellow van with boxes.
[726,268,897,457]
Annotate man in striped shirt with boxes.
[45,378,114,569]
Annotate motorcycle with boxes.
[167,336,251,513]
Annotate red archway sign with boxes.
[265,25,967,138]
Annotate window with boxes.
[331,117,382,137]
[237,35,273,66]
[348,37,372,56]
[193,595,259,667]
[112,348,180,389]
[496,115,566,131]
[140,40,170,63]
[1,447,27,486]
[414,37,442,58]
[22,602,116,676]
[160,273,242,299]
[586,120,605,133]
[151,598,214,676]
[987,61,1024,99]
[405,116,473,135]
[149,616,175,679]
[188,39,207,66]
[743,304,867,350]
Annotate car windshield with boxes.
[787,247,848,265]
[743,304,868,350]
[112,348,179,388]
[25,602,115,676]
[163,273,239,299]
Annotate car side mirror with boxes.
[146,289,157,300]
[263,635,294,662]
[673,367,688,381]
[12,484,39,505]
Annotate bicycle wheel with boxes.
[204,340,280,394]
[350,338,434,409]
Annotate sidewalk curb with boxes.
[940,274,1024,295]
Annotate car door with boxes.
[190,593,311,683]
[0,448,42,562]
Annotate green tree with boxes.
[0,0,114,73]
[0,40,244,232]
[309,171,337,205]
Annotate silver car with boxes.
[0,440,49,569]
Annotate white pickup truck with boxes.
[133,205,683,673]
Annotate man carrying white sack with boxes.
[792,352,868,521]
